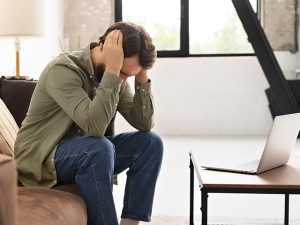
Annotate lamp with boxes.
[0,0,44,78]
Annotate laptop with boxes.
[201,113,300,174]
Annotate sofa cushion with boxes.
[17,187,87,225]
[0,98,19,156]
[0,78,37,127]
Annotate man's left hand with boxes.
[135,69,149,84]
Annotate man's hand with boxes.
[99,30,124,76]
[135,68,149,84]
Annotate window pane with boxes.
[122,0,180,51]
[189,0,257,54]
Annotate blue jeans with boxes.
[54,131,163,225]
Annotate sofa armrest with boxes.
[0,154,17,225]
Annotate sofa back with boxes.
[0,78,37,127]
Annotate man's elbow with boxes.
[136,121,154,132]
[84,123,106,137]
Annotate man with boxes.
[14,22,163,225]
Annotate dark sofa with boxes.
[0,78,87,225]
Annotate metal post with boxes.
[201,189,208,225]
[284,194,289,225]
[15,37,21,77]
[190,158,194,225]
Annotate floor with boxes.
[112,136,300,225]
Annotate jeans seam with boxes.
[87,151,108,225]
[55,153,81,161]
[126,169,134,215]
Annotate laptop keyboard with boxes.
[233,159,260,171]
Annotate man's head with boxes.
[99,22,156,71]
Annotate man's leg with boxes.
[108,131,164,223]
[54,136,118,225]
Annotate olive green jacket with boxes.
[14,44,154,188]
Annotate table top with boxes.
[190,151,300,189]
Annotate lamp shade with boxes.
[0,0,45,37]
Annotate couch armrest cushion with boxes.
[0,79,37,127]
[0,154,17,225]
[0,98,19,157]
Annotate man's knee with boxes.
[89,137,115,158]
[80,137,115,169]
[139,131,164,160]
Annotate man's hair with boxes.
[99,21,156,69]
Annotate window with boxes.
[115,0,258,57]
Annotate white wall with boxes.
[116,51,300,136]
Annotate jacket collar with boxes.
[82,43,95,79]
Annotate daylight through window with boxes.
[117,0,258,56]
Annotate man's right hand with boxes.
[99,30,124,76]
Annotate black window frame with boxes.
[115,0,259,57]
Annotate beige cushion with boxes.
[0,98,19,157]
[17,187,87,225]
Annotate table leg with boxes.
[284,194,289,225]
[190,158,194,225]
[201,189,208,225]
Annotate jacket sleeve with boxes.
[46,65,123,136]
[117,80,154,131]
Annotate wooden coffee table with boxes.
[189,151,300,225]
